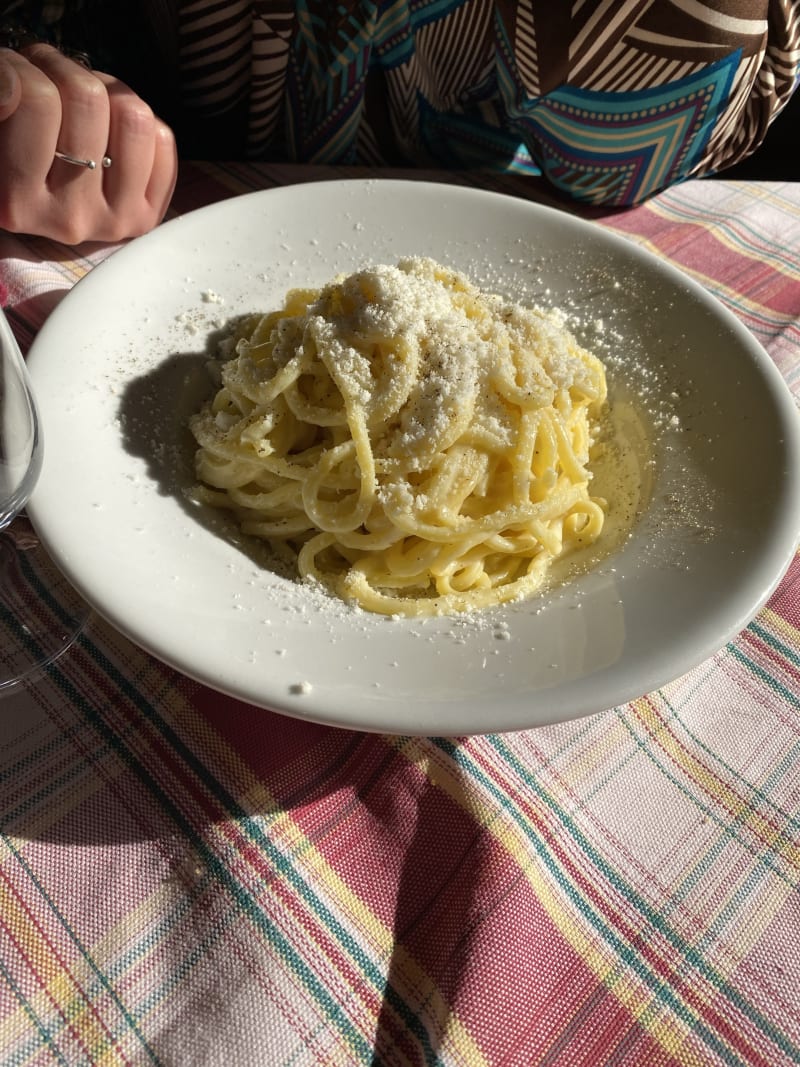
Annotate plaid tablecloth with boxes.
[1,165,800,1066]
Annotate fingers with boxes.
[95,72,178,237]
[145,121,179,231]
[0,44,178,244]
[0,51,22,120]
[0,48,61,181]
[24,43,110,179]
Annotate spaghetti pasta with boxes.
[189,257,608,616]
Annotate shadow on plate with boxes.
[115,317,294,581]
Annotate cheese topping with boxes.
[189,257,609,616]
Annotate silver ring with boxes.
[54,150,112,170]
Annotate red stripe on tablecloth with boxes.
[157,672,787,1066]
[632,689,799,874]
[768,554,800,629]
[187,682,340,780]
[212,818,394,1022]
[740,627,800,689]
[600,207,800,316]
[284,747,686,1066]
[468,742,779,1067]
[0,863,126,1065]
[60,671,401,1036]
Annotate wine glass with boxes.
[0,305,89,691]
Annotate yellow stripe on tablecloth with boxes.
[1,870,264,1065]
[0,882,113,1062]
[603,227,797,333]
[631,697,800,878]
[745,181,800,218]
[144,684,492,1063]
[393,736,725,1067]
[93,686,491,1066]
[646,185,800,276]
[245,787,491,1067]
[676,180,800,228]
[759,603,800,647]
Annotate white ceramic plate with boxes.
[26,180,800,735]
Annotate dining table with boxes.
[1,162,800,1067]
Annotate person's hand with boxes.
[0,44,177,245]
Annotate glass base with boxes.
[0,519,91,692]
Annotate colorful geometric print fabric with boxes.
[177,0,800,204]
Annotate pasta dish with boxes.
[189,257,609,616]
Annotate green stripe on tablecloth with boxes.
[647,185,800,275]
[65,658,440,1064]
[1,834,163,1065]
[634,680,800,871]
[15,545,441,1066]
[729,644,800,707]
[25,665,379,1064]
[436,735,800,1065]
[0,955,72,1067]
[750,619,800,671]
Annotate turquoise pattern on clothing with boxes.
[413,38,741,196]
[503,52,741,204]
[15,0,794,204]
[337,0,746,200]
[417,94,536,172]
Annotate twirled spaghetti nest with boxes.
[189,257,607,616]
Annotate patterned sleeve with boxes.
[497,0,800,205]
[3,0,797,208]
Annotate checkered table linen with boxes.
[1,166,799,1067]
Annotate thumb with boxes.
[0,53,22,120]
